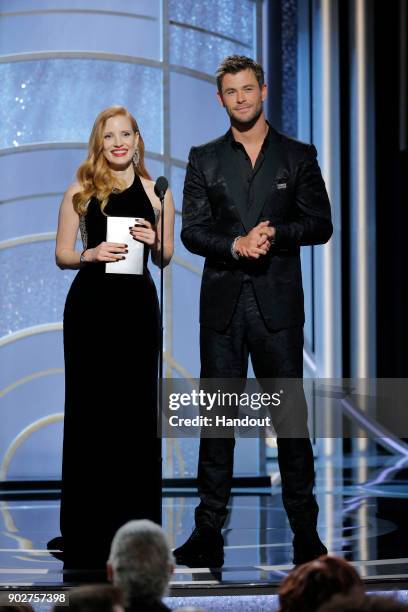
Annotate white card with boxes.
[106,216,144,275]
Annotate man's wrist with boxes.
[231,236,242,260]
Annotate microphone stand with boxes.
[159,193,165,382]
[158,191,165,525]
[154,176,167,527]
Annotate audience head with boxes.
[278,555,365,612]
[317,593,408,611]
[52,585,123,612]
[0,606,34,612]
[107,520,174,606]
[174,608,206,612]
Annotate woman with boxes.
[54,106,174,568]
[278,555,365,612]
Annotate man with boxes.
[175,55,332,567]
[107,520,174,612]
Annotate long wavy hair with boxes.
[72,106,151,215]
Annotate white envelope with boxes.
[106,216,144,275]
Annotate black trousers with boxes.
[196,281,319,533]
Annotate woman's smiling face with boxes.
[102,114,139,167]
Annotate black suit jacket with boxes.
[181,127,333,332]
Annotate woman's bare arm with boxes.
[55,185,128,269]
[55,184,83,270]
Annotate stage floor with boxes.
[0,449,407,592]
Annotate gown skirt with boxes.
[60,176,161,567]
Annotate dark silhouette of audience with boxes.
[50,528,406,612]
[0,606,34,612]
[53,584,123,612]
[317,592,408,611]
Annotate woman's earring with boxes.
[132,148,140,167]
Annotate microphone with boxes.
[154,176,168,200]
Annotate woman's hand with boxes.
[130,218,158,248]
[84,242,128,262]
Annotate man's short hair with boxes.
[216,55,265,92]
[108,520,173,605]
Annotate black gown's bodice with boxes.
[81,173,157,272]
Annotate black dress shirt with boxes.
[228,125,271,211]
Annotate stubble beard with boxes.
[227,101,263,129]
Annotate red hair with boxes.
[278,556,365,612]
[73,106,151,215]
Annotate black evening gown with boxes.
[60,175,161,568]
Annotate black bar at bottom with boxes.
[0,476,271,492]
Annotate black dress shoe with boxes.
[173,527,224,568]
[292,530,328,565]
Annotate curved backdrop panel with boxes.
[0,9,160,58]
[0,241,74,336]
[168,0,256,74]
[0,60,162,152]
[0,0,266,481]
[169,0,254,42]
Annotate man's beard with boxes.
[227,101,263,128]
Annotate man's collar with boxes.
[227,120,272,150]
